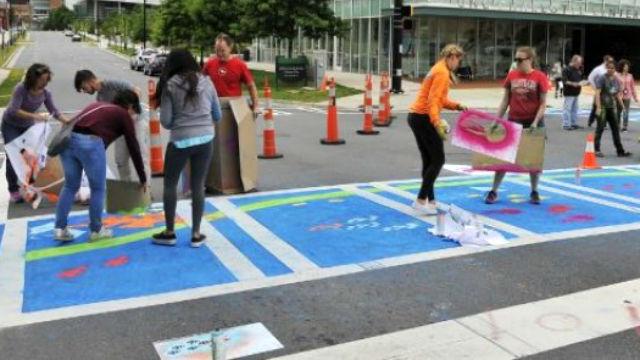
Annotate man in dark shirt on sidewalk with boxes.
[562,55,587,130]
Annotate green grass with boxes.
[109,45,136,57]
[0,42,20,67]
[0,68,26,107]
[251,70,361,102]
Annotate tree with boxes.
[44,7,76,31]
[238,0,346,57]
[151,0,193,47]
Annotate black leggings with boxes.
[163,141,213,234]
[407,113,445,201]
[595,107,625,154]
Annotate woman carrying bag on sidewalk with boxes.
[152,49,222,248]
[407,44,467,215]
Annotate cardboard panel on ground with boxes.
[211,188,458,268]
[22,210,237,312]
[386,176,639,233]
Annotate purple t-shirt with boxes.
[2,83,60,128]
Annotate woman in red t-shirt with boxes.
[485,47,549,205]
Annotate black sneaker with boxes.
[595,151,605,158]
[622,127,628,132]
[191,234,207,248]
[617,151,632,157]
[152,231,177,246]
[571,124,583,129]
[530,191,541,205]
[484,190,498,204]
[562,126,573,131]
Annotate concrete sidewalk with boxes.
[248,61,636,112]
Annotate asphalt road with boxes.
[2,32,640,359]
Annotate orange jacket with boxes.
[409,60,460,126]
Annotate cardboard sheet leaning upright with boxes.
[206,97,258,194]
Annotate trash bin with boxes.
[206,98,258,194]
[242,49,250,62]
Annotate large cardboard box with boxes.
[472,128,546,173]
[106,179,151,214]
[206,98,258,194]
[33,156,65,196]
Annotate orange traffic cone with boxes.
[579,133,601,169]
[259,78,283,159]
[374,72,391,127]
[320,78,345,145]
[148,80,164,177]
[357,73,379,135]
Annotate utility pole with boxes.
[143,0,146,49]
[391,0,404,94]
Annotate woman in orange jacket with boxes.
[408,44,467,215]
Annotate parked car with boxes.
[143,53,167,76]
[71,34,82,42]
[130,48,158,71]
[64,30,73,37]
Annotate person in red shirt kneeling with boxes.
[203,33,259,116]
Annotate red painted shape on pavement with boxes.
[623,183,635,189]
[624,304,640,338]
[549,204,571,214]
[58,265,88,279]
[104,255,129,268]
[562,214,594,223]
[601,185,615,191]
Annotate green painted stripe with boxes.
[25,223,188,262]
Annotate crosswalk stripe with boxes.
[509,179,640,213]
[175,202,266,281]
[273,277,640,359]
[541,177,640,205]
[370,182,536,238]
[209,198,319,272]
[0,218,28,319]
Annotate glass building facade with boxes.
[253,0,640,79]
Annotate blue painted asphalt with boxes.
[14,167,640,313]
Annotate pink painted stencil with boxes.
[452,109,523,162]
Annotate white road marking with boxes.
[369,182,536,238]
[0,218,28,320]
[208,198,318,272]
[272,277,640,359]
[176,201,265,281]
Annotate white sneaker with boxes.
[54,228,74,242]
[412,201,438,216]
[89,228,113,242]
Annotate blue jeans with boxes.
[55,133,106,233]
[562,96,579,127]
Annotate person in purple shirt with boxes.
[1,63,70,202]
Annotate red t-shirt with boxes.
[503,69,550,122]
[202,56,254,97]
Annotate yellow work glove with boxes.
[436,120,450,141]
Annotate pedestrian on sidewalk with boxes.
[615,59,638,132]
[407,44,467,215]
[594,60,632,158]
[152,49,222,248]
[203,33,258,117]
[588,55,614,127]
[74,69,150,181]
[54,90,148,243]
[2,63,70,203]
[485,47,549,206]
[562,55,586,130]
[551,59,564,98]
